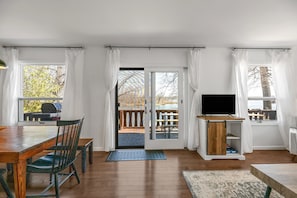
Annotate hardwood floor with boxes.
[1,150,295,198]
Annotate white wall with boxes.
[252,123,284,150]
[83,47,106,149]
[84,46,289,151]
[200,48,234,94]
[120,48,188,68]
[2,46,287,151]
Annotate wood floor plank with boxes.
[1,150,294,198]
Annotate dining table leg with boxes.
[13,160,27,198]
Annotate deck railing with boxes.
[248,109,277,121]
[118,109,178,130]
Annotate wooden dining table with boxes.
[251,164,297,198]
[0,125,59,198]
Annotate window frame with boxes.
[18,62,65,126]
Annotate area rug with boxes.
[183,170,283,198]
[106,149,166,161]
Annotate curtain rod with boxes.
[3,45,84,49]
[233,47,291,50]
[104,45,205,49]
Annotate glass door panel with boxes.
[116,69,145,148]
[144,69,184,149]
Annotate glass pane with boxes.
[23,65,65,97]
[152,72,179,140]
[248,66,275,97]
[248,99,277,121]
[20,98,63,122]
[117,70,145,147]
[248,65,277,121]
[20,65,65,123]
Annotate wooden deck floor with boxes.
[118,128,145,133]
[1,150,295,198]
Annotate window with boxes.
[18,64,65,125]
[248,64,276,121]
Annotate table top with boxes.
[0,126,58,162]
[251,164,297,198]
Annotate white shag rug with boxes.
[183,170,283,198]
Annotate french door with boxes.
[144,68,184,149]
[116,68,184,149]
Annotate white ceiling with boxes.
[1,0,297,48]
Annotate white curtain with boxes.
[0,48,20,126]
[103,48,120,152]
[232,49,253,153]
[269,49,295,149]
[187,48,202,150]
[61,48,85,120]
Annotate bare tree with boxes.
[248,65,272,110]
[259,67,272,109]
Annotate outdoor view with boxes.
[149,71,179,140]
[20,65,65,122]
[117,70,179,148]
[248,65,276,121]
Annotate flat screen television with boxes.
[201,94,236,115]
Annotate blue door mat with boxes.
[106,149,166,161]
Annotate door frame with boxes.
[144,67,185,150]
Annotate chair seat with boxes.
[27,155,62,172]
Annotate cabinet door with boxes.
[207,122,226,155]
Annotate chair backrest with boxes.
[51,117,84,171]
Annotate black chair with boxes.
[0,168,14,198]
[26,118,84,198]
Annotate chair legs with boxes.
[0,169,14,198]
[27,162,80,198]
[71,164,80,184]
[54,173,60,198]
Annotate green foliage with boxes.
[23,65,64,113]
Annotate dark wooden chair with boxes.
[26,118,84,198]
[0,168,14,198]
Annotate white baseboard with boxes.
[253,146,286,150]
[94,146,287,151]
[93,146,105,151]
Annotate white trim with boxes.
[252,146,286,150]
[250,121,278,126]
[18,61,65,65]
[19,97,63,100]
[18,121,57,126]
[248,97,276,100]
[93,146,105,151]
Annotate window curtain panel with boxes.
[0,48,20,125]
[187,48,202,150]
[232,49,253,153]
[61,48,85,120]
[103,48,120,152]
[269,49,295,149]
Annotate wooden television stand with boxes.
[197,115,245,160]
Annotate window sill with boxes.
[250,121,278,126]
[18,121,57,126]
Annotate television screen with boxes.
[202,94,235,115]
